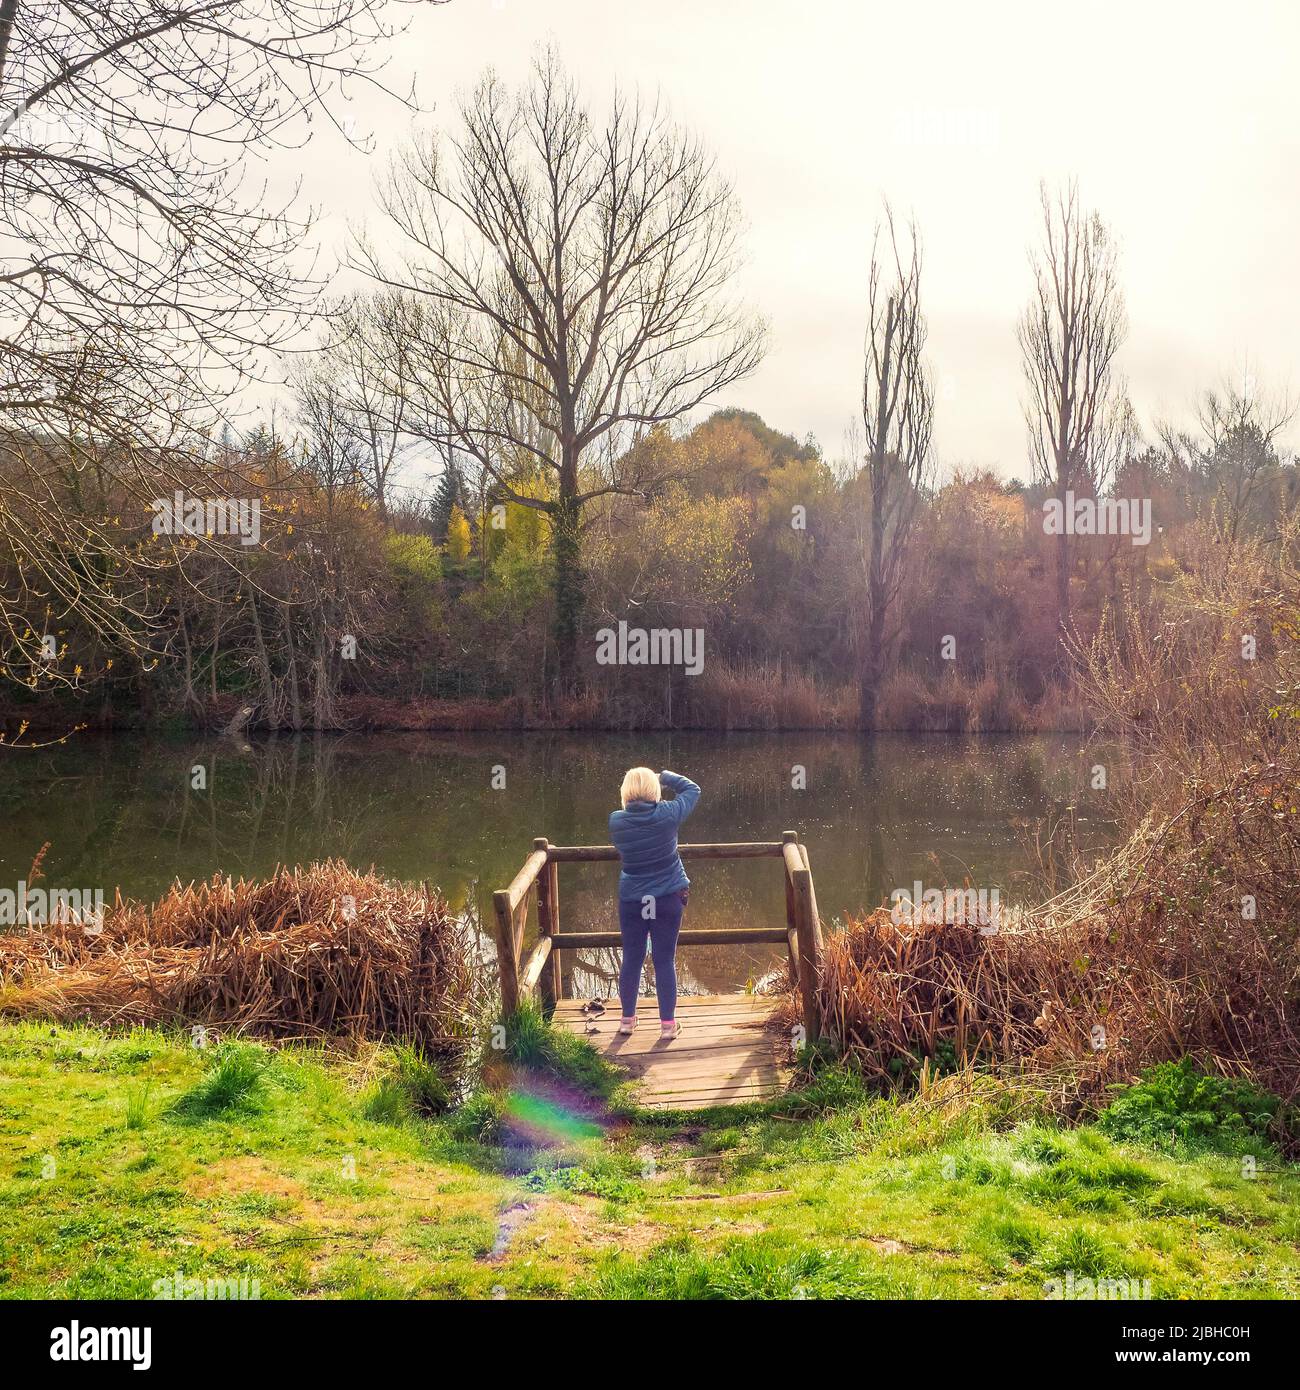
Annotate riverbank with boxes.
[2,1021,1295,1299]
[1,668,1091,737]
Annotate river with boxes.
[0,730,1123,997]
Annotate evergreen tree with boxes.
[430,456,464,541]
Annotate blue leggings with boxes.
[618,891,686,1020]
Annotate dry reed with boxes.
[0,862,486,1081]
[775,755,1300,1114]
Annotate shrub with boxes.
[446,1088,508,1145]
[492,1000,623,1102]
[1098,1058,1282,1153]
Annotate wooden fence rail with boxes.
[492,830,823,1041]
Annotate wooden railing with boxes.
[492,830,824,1041]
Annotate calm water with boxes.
[0,731,1119,996]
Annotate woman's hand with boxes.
[658,770,701,820]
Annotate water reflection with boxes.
[0,730,1120,994]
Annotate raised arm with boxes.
[659,770,701,825]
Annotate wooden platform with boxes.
[554,994,790,1110]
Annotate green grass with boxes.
[1097,1057,1290,1156]
[360,1045,451,1124]
[583,1233,924,1299]
[496,1000,627,1102]
[1,1021,1297,1300]
[169,1043,268,1119]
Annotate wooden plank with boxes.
[637,1070,784,1091]
[566,1031,779,1056]
[638,1082,785,1104]
[640,1067,786,1086]
[638,1093,774,1111]
[561,1005,771,1024]
[554,992,769,1007]
[556,1000,778,1023]
[505,850,548,913]
[640,1081,785,1098]
[550,927,789,949]
[632,1054,784,1082]
[555,1005,771,1022]
[546,842,783,862]
[561,1011,772,1033]
[519,935,552,993]
[561,1006,772,1026]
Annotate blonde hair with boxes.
[620,766,661,809]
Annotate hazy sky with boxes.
[283,0,1300,478]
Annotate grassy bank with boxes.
[2,665,1092,737]
[2,1021,1295,1300]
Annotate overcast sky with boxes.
[283,0,1300,479]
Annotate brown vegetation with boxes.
[0,863,485,1081]
[778,771,1299,1111]
[780,516,1300,1111]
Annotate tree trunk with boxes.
[857,452,889,730]
[549,459,583,699]
[1055,472,1071,634]
[247,595,278,727]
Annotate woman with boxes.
[608,767,701,1039]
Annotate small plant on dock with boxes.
[490,999,624,1103]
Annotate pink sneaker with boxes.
[660,1020,680,1040]
[618,1017,637,1035]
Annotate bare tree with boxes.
[290,358,366,508]
[290,291,421,519]
[1195,371,1295,541]
[1018,180,1127,634]
[856,207,933,729]
[359,50,765,694]
[0,0,420,701]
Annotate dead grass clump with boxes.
[779,752,1300,1113]
[0,862,486,1084]
[799,518,1300,1114]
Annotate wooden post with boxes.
[533,838,561,1013]
[797,844,824,954]
[546,859,561,1002]
[781,831,800,979]
[785,836,822,1044]
[493,888,520,1017]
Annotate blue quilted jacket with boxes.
[608,770,701,901]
